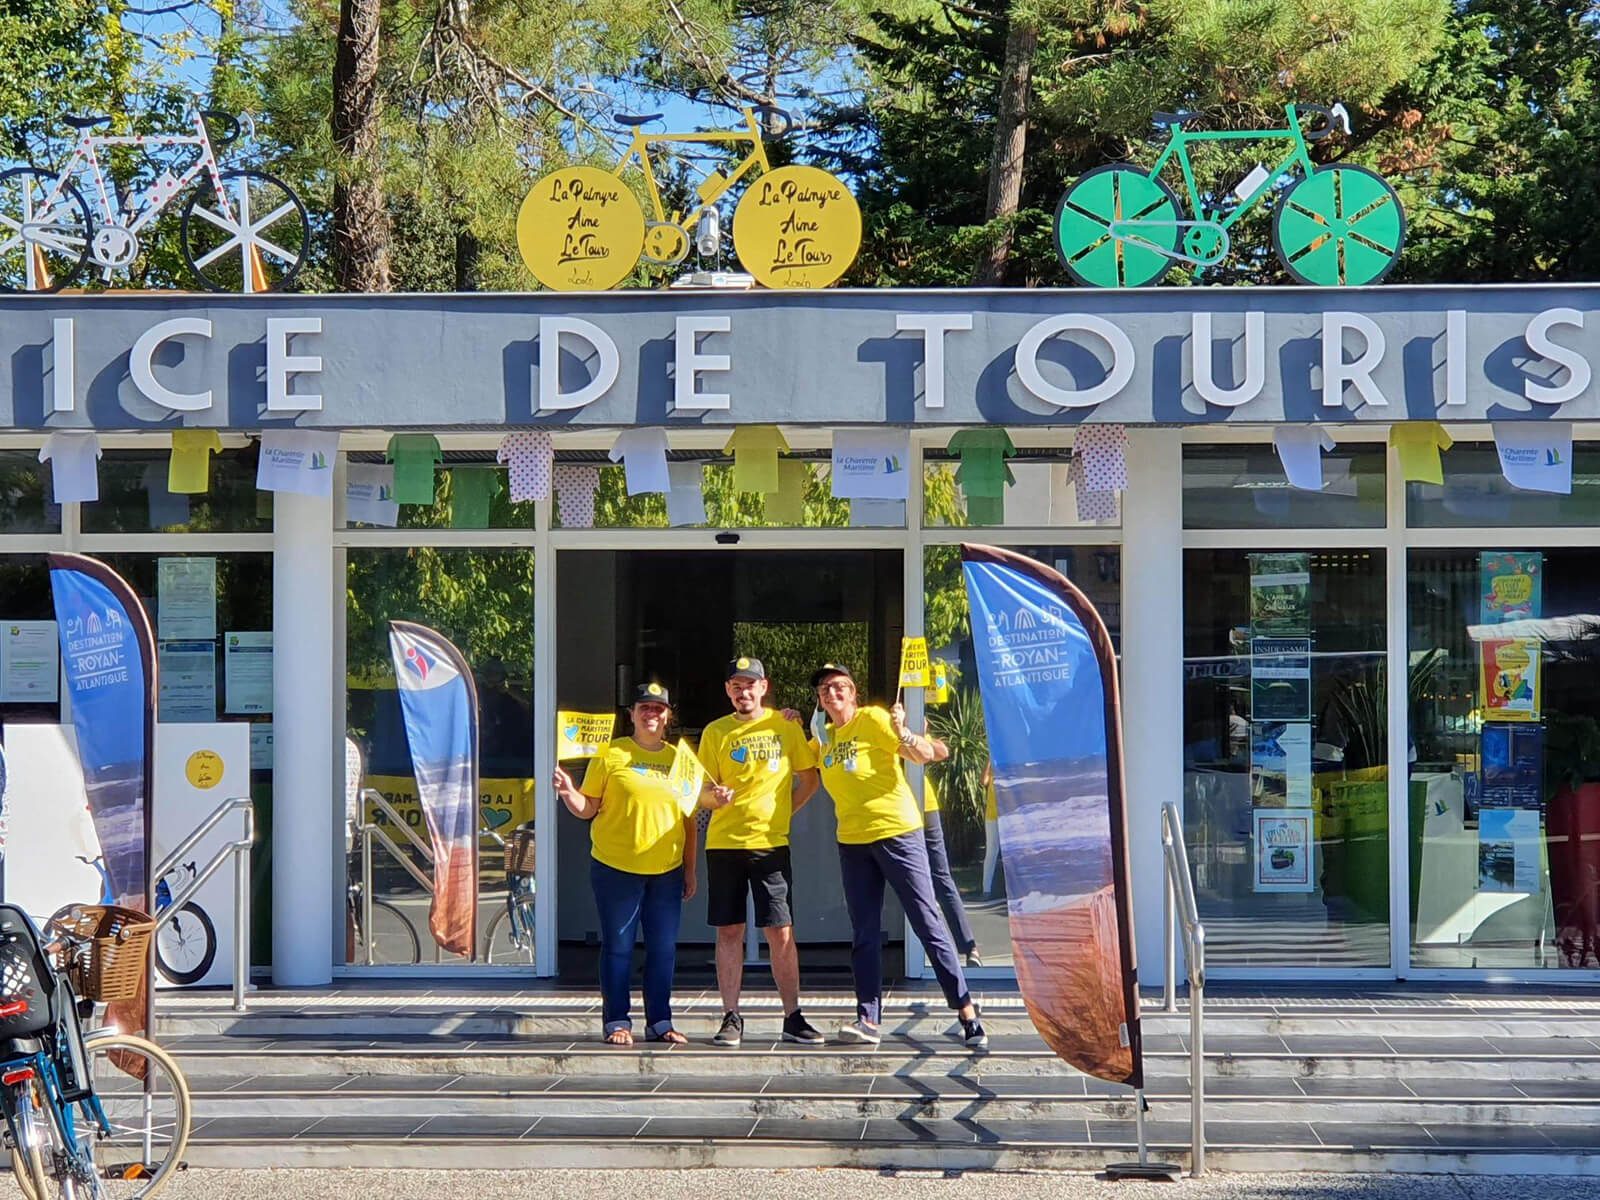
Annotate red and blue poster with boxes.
[387,621,480,958]
[961,543,1141,1086]
[48,554,156,914]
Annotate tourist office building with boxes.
[2,282,1598,992]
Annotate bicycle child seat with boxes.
[0,905,58,1043]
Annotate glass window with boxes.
[345,547,536,965]
[0,555,64,724]
[97,552,274,964]
[1183,444,1386,530]
[922,544,1122,971]
[923,456,1120,528]
[346,456,537,530]
[1407,443,1600,528]
[0,451,61,533]
[84,450,270,533]
[1183,548,1389,968]
[583,461,864,530]
[1409,549,1600,970]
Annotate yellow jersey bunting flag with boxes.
[899,636,931,688]
[668,739,707,816]
[1390,421,1453,486]
[556,711,616,760]
[725,426,790,493]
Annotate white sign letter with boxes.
[1445,310,1467,406]
[49,317,74,415]
[673,316,731,411]
[1014,314,1134,409]
[1192,311,1264,408]
[1321,312,1388,408]
[267,317,324,412]
[538,317,619,412]
[1524,308,1591,406]
[130,317,213,412]
[895,313,973,409]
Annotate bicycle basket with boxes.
[506,827,537,876]
[48,905,154,1004]
[0,905,56,1038]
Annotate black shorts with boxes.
[706,846,793,928]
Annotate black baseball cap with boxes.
[726,656,766,681]
[810,662,854,689]
[631,681,672,707]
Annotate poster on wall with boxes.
[1251,722,1312,808]
[1479,638,1541,722]
[1480,552,1542,624]
[1481,723,1543,810]
[1478,807,1542,894]
[1253,808,1315,893]
[224,632,272,714]
[157,557,217,640]
[1248,553,1310,635]
[1250,637,1312,721]
[158,641,216,722]
[0,621,58,703]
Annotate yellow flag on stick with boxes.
[556,711,615,759]
[931,659,951,704]
[668,739,706,815]
[899,636,931,688]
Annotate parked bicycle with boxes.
[0,109,309,293]
[0,903,191,1200]
[346,870,422,966]
[1054,102,1404,287]
[480,825,535,964]
[80,857,217,988]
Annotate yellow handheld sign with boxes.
[733,165,861,289]
[517,166,646,291]
[556,711,617,759]
[899,636,931,689]
[931,660,951,704]
[668,739,706,816]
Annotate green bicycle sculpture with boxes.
[1054,102,1404,288]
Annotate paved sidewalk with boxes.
[149,1168,1596,1199]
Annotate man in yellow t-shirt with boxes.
[698,656,822,1047]
[810,662,986,1048]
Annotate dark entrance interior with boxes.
[555,549,906,977]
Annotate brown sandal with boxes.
[647,1029,688,1045]
[604,1028,634,1046]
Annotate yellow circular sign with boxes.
[186,749,224,790]
[517,167,645,291]
[733,166,861,289]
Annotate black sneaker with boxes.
[782,1010,825,1045]
[959,1011,988,1048]
[713,1010,744,1047]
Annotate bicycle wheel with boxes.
[78,1031,190,1200]
[1273,164,1405,287]
[0,168,91,293]
[179,168,309,293]
[516,165,645,290]
[482,903,533,963]
[1054,164,1182,288]
[360,899,421,965]
[154,904,216,987]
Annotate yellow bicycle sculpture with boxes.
[517,105,861,291]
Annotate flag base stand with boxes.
[1105,1090,1182,1182]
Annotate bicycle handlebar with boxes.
[199,110,242,147]
[1299,104,1341,142]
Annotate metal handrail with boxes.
[151,795,255,1014]
[1160,800,1207,1177]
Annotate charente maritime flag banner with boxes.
[388,620,480,958]
[961,543,1143,1087]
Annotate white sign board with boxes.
[152,723,249,989]
[2,724,103,923]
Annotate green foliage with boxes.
[732,620,870,715]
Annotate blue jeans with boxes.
[924,811,978,954]
[590,858,684,1037]
[838,830,972,1026]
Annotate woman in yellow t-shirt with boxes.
[809,662,986,1048]
[552,682,698,1046]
